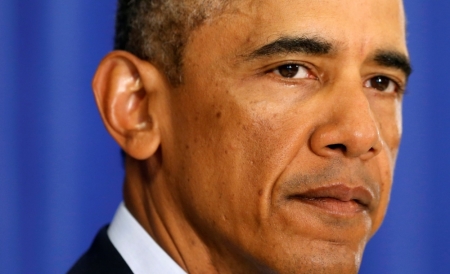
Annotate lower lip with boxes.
[295,197,365,216]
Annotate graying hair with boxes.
[115,0,228,84]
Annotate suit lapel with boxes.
[68,225,133,274]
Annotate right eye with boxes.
[273,64,311,79]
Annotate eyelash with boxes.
[269,63,405,94]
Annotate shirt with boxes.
[108,202,187,274]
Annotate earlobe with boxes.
[92,51,165,160]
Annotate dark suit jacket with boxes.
[68,225,133,274]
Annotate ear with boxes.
[92,50,168,160]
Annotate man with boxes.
[70,0,411,273]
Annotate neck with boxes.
[123,156,226,273]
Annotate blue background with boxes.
[0,1,448,273]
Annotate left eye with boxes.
[364,76,398,93]
[273,64,309,79]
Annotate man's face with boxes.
[158,0,408,272]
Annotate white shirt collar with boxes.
[107,202,187,274]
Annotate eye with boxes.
[364,76,398,93]
[273,64,310,79]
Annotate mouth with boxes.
[288,184,374,216]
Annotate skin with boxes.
[93,0,409,273]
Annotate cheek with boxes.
[369,149,395,235]
[368,98,402,234]
[232,115,300,181]
[373,97,402,158]
[167,82,309,234]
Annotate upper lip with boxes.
[290,184,375,209]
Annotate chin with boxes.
[250,236,366,274]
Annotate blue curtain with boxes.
[1,1,449,273]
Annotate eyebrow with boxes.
[244,36,412,79]
[373,50,412,78]
[246,36,333,59]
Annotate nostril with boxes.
[327,144,347,153]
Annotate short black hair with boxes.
[114,0,228,84]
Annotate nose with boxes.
[309,80,382,161]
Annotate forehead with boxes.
[184,0,407,66]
